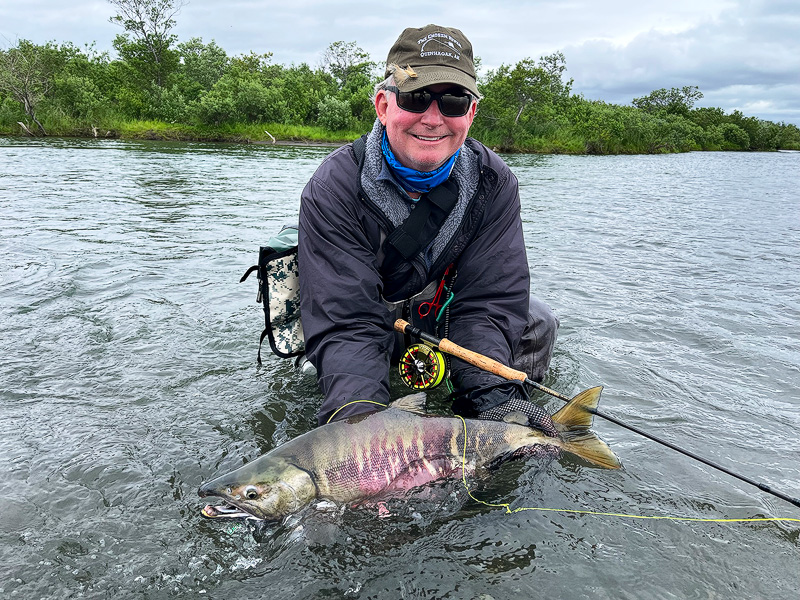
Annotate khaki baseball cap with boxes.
[384,24,479,97]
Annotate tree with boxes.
[51,43,115,123]
[632,86,703,117]
[319,41,375,92]
[487,60,550,124]
[317,96,351,130]
[718,122,750,150]
[689,106,725,129]
[538,51,573,106]
[108,0,185,88]
[177,38,228,95]
[193,51,279,125]
[0,40,64,135]
[473,57,560,148]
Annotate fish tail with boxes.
[552,386,621,470]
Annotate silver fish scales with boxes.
[199,388,620,521]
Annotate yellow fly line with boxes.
[454,415,800,524]
[327,400,389,423]
[325,400,799,524]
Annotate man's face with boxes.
[375,83,477,173]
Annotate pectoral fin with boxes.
[389,392,427,415]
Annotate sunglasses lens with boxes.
[439,94,471,117]
[397,90,433,112]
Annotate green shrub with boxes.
[719,123,750,150]
[316,96,352,131]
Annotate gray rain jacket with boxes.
[298,122,553,424]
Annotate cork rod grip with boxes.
[437,339,528,382]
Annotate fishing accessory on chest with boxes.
[399,343,448,390]
[417,265,455,321]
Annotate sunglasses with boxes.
[384,85,474,117]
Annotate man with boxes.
[298,24,559,433]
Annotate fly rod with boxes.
[395,319,800,510]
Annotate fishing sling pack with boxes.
[240,135,459,363]
[240,225,304,363]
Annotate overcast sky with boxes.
[2,0,798,125]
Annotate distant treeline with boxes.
[2,9,799,153]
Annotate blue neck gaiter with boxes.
[381,130,459,195]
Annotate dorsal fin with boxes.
[389,392,427,415]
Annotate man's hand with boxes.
[478,396,558,437]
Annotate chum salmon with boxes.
[198,387,620,521]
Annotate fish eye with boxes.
[244,485,259,500]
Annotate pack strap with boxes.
[382,178,459,262]
[240,265,258,283]
[257,328,269,365]
[353,134,367,166]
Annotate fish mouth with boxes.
[198,483,265,521]
[201,501,263,521]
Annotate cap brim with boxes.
[394,65,479,97]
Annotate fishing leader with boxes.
[298,24,559,433]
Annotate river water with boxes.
[1,137,798,599]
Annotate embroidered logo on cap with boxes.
[418,32,462,61]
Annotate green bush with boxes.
[316,96,352,131]
[52,74,114,123]
[701,124,725,150]
[0,95,24,127]
[719,123,750,150]
[151,84,189,122]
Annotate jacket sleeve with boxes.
[298,156,394,425]
[447,165,531,416]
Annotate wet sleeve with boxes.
[447,168,532,415]
[298,173,394,425]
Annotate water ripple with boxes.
[1,139,798,599]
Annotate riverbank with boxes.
[3,118,799,153]
[0,120,362,147]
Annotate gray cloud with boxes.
[564,1,800,123]
[1,0,797,124]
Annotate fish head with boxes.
[198,456,316,521]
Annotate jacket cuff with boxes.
[450,369,528,417]
[317,373,390,425]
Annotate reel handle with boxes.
[394,319,528,383]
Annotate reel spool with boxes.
[399,343,447,390]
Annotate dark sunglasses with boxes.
[384,85,474,117]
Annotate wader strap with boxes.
[382,178,459,263]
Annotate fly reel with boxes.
[399,343,447,390]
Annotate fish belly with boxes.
[380,457,464,494]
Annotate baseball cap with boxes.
[384,24,479,97]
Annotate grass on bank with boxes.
[0,117,679,154]
[0,114,367,145]
[118,120,367,144]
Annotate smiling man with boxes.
[298,24,559,432]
